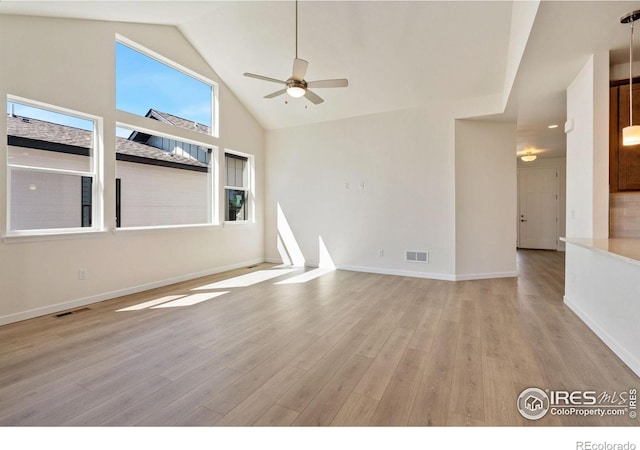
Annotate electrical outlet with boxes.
[378,249,384,257]
[78,269,88,280]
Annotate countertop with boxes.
[561,237,640,266]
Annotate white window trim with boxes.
[113,36,220,230]
[115,123,220,229]
[5,95,104,237]
[115,34,219,138]
[224,149,254,224]
[113,223,221,233]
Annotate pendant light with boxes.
[621,10,640,146]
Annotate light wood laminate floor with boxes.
[0,250,638,426]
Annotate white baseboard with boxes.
[336,264,457,281]
[264,258,516,282]
[564,295,640,377]
[453,271,518,281]
[264,257,284,264]
[0,258,264,327]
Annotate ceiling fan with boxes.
[243,1,348,105]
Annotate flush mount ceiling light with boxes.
[621,10,640,146]
[521,153,537,162]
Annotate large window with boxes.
[6,98,101,234]
[225,152,250,222]
[116,39,215,136]
[115,37,219,228]
[114,127,214,228]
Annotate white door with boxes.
[518,167,558,250]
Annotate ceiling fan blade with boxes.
[304,89,324,105]
[264,89,287,99]
[292,58,308,81]
[307,78,349,89]
[244,73,286,85]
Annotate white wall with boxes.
[517,156,567,250]
[265,101,517,280]
[564,242,640,376]
[0,15,265,324]
[455,120,517,279]
[502,1,540,108]
[562,54,638,372]
[565,52,609,239]
[265,106,457,279]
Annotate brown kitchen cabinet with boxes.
[610,82,640,191]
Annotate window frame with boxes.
[224,149,254,224]
[114,35,221,231]
[115,35,219,139]
[114,123,219,229]
[5,95,104,237]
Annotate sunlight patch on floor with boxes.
[191,269,298,290]
[274,267,334,285]
[151,292,228,309]
[116,295,187,312]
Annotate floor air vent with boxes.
[405,251,429,263]
[54,307,90,318]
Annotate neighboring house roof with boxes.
[147,109,211,135]
[129,109,211,144]
[8,114,93,149]
[7,114,209,172]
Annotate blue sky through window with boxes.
[6,102,94,131]
[7,43,213,138]
[115,42,212,130]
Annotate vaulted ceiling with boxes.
[2,1,640,159]
[179,1,512,130]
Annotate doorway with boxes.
[517,167,559,250]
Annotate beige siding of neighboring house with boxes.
[8,145,91,172]
[10,169,82,230]
[116,160,209,227]
[8,146,89,230]
[8,145,209,230]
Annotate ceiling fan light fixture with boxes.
[287,86,306,98]
[243,0,347,106]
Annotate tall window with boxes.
[225,153,249,222]
[6,98,101,234]
[115,37,218,228]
